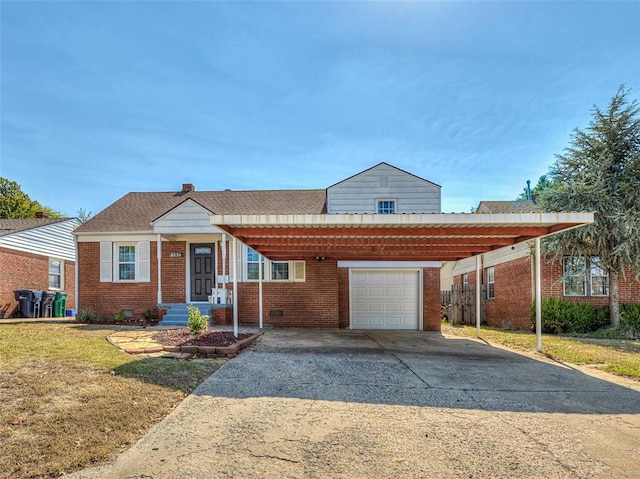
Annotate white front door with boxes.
[350,270,420,329]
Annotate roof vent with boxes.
[181,183,195,193]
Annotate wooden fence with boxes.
[441,284,486,326]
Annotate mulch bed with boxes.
[152,329,252,347]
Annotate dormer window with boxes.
[377,199,396,214]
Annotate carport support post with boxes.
[258,253,264,329]
[232,236,238,338]
[476,255,481,338]
[535,237,542,352]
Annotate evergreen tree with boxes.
[539,87,640,326]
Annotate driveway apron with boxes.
[66,328,640,479]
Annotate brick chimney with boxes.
[181,183,195,193]
[35,211,49,218]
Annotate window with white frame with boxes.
[49,259,63,289]
[563,256,607,296]
[99,241,150,283]
[589,257,609,296]
[563,256,587,296]
[117,244,136,280]
[486,267,495,299]
[462,273,468,285]
[246,248,265,280]
[377,199,396,214]
[271,261,290,281]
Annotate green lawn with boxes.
[443,324,640,380]
[0,323,223,479]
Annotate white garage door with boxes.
[351,270,420,329]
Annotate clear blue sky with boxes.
[1,1,638,216]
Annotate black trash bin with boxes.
[40,291,56,317]
[14,290,43,318]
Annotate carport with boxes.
[211,212,594,350]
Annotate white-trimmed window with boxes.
[486,267,495,299]
[99,241,150,283]
[589,257,609,296]
[117,244,136,280]
[563,256,608,296]
[462,273,468,286]
[49,259,63,289]
[271,261,290,281]
[377,199,396,214]
[246,248,265,280]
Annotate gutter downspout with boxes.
[259,253,263,329]
[156,234,162,304]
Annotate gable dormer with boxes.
[326,163,441,214]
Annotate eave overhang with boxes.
[210,212,594,262]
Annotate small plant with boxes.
[141,308,158,323]
[186,305,209,335]
[113,310,126,323]
[76,309,100,323]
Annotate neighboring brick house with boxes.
[74,163,593,331]
[0,216,81,318]
[441,201,640,329]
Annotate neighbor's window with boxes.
[49,259,62,289]
[462,273,468,286]
[377,200,396,214]
[118,244,136,281]
[271,261,289,281]
[246,248,265,280]
[589,257,609,296]
[486,267,495,299]
[563,256,587,296]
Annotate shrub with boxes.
[531,298,608,334]
[113,310,126,323]
[76,309,100,323]
[620,304,640,339]
[186,305,209,335]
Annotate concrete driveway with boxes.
[68,328,640,479]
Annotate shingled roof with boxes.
[0,218,70,237]
[476,200,540,214]
[75,189,328,233]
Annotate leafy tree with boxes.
[539,86,640,326]
[516,174,556,201]
[0,177,63,218]
[76,207,93,223]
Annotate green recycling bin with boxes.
[53,292,68,317]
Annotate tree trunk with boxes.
[609,269,620,327]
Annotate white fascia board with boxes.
[210,212,594,228]
[76,234,159,243]
[338,261,441,268]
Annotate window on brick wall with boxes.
[99,241,150,283]
[563,256,608,297]
[49,259,63,289]
[462,273,468,285]
[486,267,495,299]
[246,248,265,280]
[244,246,305,282]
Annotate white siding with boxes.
[152,199,225,234]
[447,241,532,276]
[327,163,441,214]
[0,219,80,261]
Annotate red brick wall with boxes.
[423,267,441,331]
[337,268,350,328]
[162,241,187,303]
[485,257,532,329]
[0,247,75,318]
[236,259,340,328]
[77,242,159,320]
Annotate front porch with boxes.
[158,302,234,326]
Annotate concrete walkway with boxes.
[66,328,640,479]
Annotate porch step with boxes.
[158,303,211,326]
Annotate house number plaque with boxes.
[169,252,183,257]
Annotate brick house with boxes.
[441,201,640,329]
[74,164,593,331]
[0,215,81,318]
